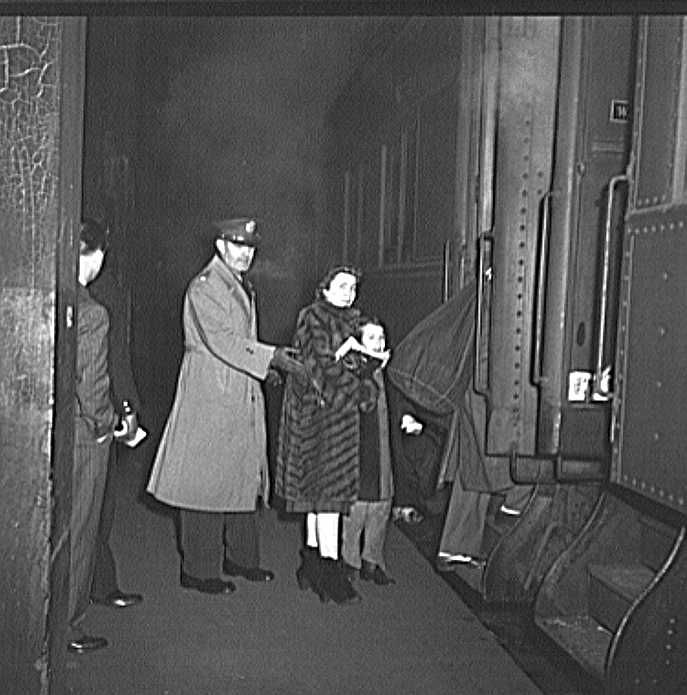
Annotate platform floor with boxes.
[64,449,543,695]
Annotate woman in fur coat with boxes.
[275,265,372,604]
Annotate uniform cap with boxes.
[212,217,261,247]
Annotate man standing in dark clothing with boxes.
[386,384,448,522]
[69,218,136,654]
[88,220,144,609]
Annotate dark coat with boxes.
[386,280,511,494]
[274,300,363,513]
[75,285,117,442]
[71,285,117,624]
[386,280,476,415]
[146,255,275,512]
[89,265,141,415]
[357,369,394,501]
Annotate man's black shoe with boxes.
[360,561,395,585]
[223,560,274,582]
[180,572,236,594]
[91,590,143,608]
[67,634,108,654]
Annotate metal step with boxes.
[588,564,654,632]
[640,515,677,571]
[483,509,519,547]
[536,614,611,681]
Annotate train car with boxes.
[323,15,686,694]
[1,11,684,695]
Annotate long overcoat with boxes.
[146,255,275,512]
[275,300,362,513]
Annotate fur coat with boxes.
[274,299,367,513]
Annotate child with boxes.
[338,317,396,586]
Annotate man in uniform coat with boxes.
[146,217,303,594]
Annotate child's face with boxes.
[360,323,385,352]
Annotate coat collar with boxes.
[207,254,253,308]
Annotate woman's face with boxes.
[322,271,358,308]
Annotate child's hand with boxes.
[335,336,360,361]
[377,349,391,369]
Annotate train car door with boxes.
[536,16,635,471]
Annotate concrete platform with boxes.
[64,455,541,695]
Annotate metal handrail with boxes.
[593,173,628,398]
[474,232,493,396]
[532,191,554,386]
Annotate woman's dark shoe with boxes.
[223,560,274,582]
[180,571,236,594]
[341,562,359,581]
[360,561,395,586]
[296,547,322,595]
[319,558,361,605]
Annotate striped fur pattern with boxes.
[275,300,363,513]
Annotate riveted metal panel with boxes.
[612,214,687,513]
[632,16,683,210]
[538,17,634,459]
[486,16,560,455]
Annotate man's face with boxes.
[322,271,357,308]
[220,239,256,274]
[360,323,385,353]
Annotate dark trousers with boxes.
[179,509,260,579]
[90,444,120,599]
[386,383,449,511]
[70,437,110,632]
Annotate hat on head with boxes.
[212,217,261,247]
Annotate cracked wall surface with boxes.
[0,15,64,694]
[0,16,61,290]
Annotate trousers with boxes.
[341,499,392,569]
[179,509,260,578]
[90,443,121,599]
[69,437,110,632]
[439,478,532,558]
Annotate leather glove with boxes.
[269,346,306,377]
[265,368,283,387]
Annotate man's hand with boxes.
[114,410,139,442]
[269,346,305,377]
[265,368,283,387]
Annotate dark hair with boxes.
[315,264,362,300]
[80,217,109,253]
[357,314,384,336]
